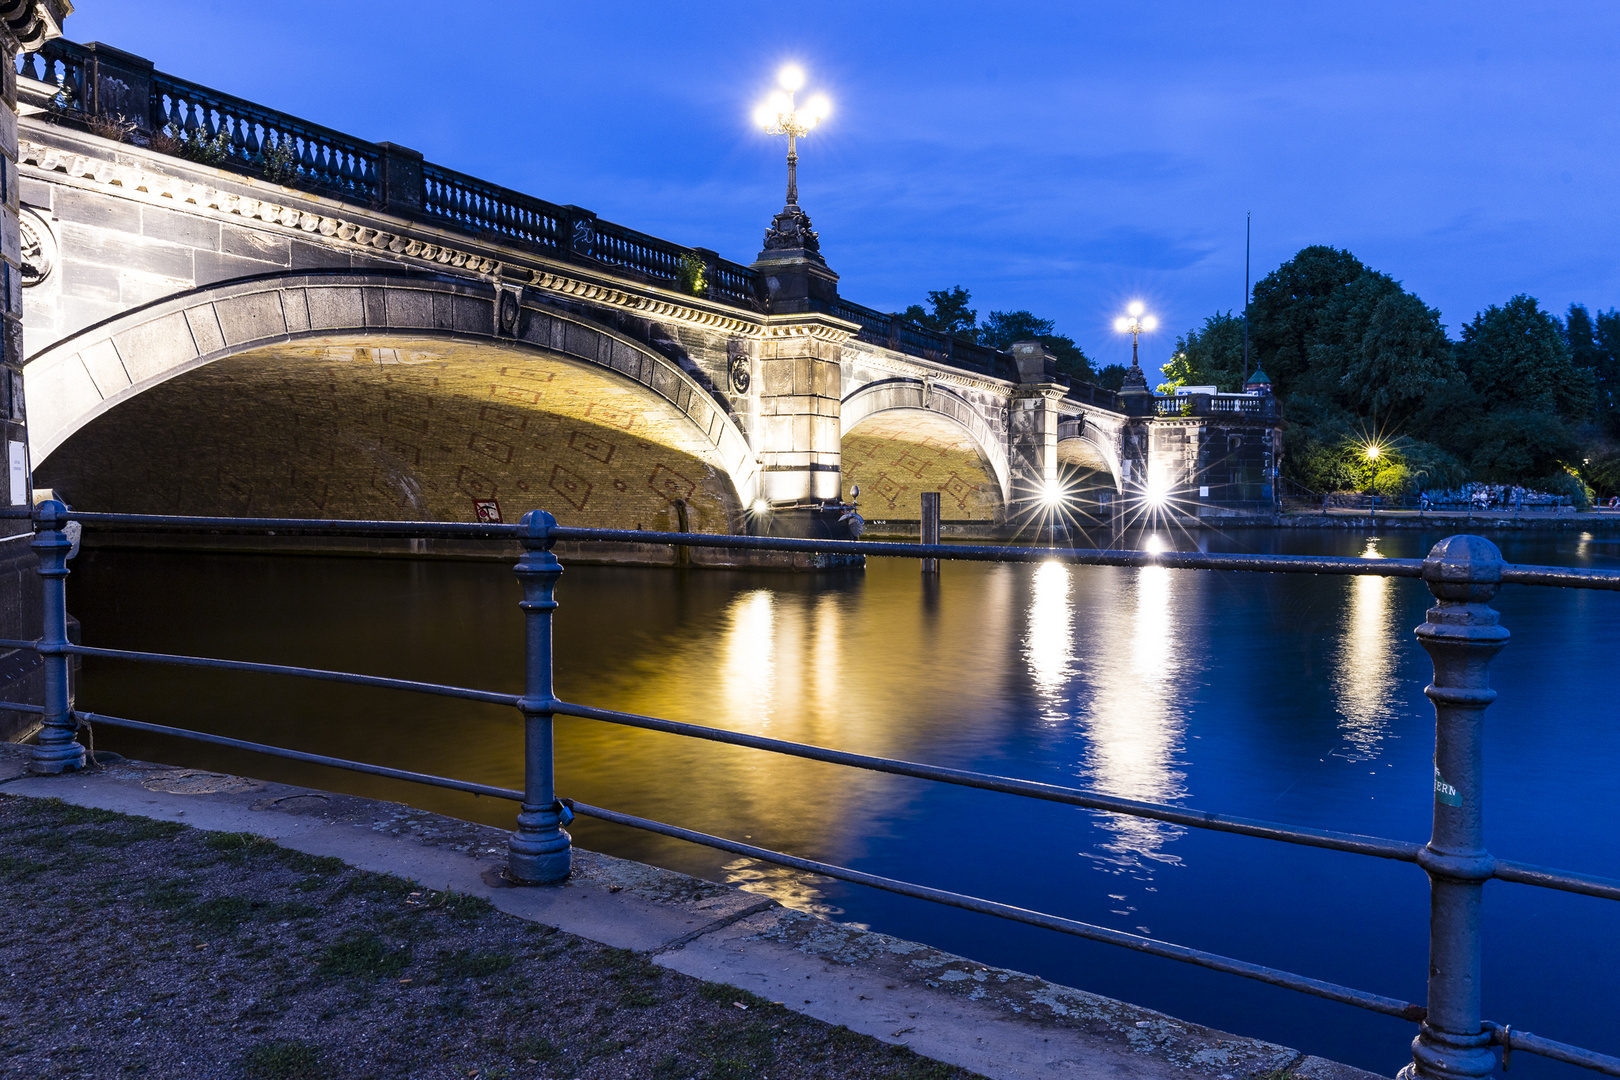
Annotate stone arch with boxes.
[839,378,1012,508]
[23,270,760,513]
[1057,417,1122,493]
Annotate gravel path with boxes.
[0,794,980,1080]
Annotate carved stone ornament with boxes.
[18,205,55,287]
[497,289,520,335]
[729,355,752,395]
[762,204,820,253]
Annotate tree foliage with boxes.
[1161,312,1247,393]
[1456,295,1592,419]
[901,289,1097,381]
[979,309,1094,380]
[1179,245,1613,496]
[901,286,977,339]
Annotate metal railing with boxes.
[1154,393,1279,419]
[4,511,1620,1078]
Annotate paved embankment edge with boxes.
[0,745,1387,1080]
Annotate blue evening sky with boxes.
[66,2,1620,377]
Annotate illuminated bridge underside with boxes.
[39,337,741,531]
[841,411,1003,521]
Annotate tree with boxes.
[1248,246,1367,395]
[1339,290,1460,426]
[1161,312,1247,392]
[900,286,977,338]
[1095,364,1129,391]
[1570,304,1620,435]
[979,309,1094,380]
[1455,295,1592,419]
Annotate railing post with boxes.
[506,509,572,884]
[29,499,83,775]
[1400,535,1508,1080]
[376,142,425,214]
[920,491,940,575]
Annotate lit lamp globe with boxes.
[756,65,830,209]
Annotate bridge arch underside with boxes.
[840,409,1006,525]
[1056,436,1120,493]
[37,334,744,533]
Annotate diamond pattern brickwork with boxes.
[37,337,740,532]
[839,412,1001,520]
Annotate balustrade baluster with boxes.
[298,134,316,172]
[18,51,38,81]
[62,61,81,110]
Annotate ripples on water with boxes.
[69,528,1620,1078]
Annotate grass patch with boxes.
[511,1035,570,1074]
[51,802,122,827]
[199,831,276,865]
[0,853,51,881]
[240,1038,328,1079]
[434,948,515,982]
[315,932,409,982]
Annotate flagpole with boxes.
[1243,211,1251,385]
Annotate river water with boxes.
[68,528,1620,1077]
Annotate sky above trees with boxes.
[64,2,1620,378]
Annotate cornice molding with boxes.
[17,133,779,340]
[844,340,1017,395]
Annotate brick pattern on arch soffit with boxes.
[37,338,741,531]
[840,412,1002,522]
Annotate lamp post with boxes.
[1113,301,1158,369]
[754,65,830,209]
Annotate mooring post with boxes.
[28,500,83,775]
[1399,534,1508,1080]
[920,491,940,575]
[507,510,572,884]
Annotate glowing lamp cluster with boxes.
[1113,301,1158,336]
[754,65,830,208]
[753,65,830,136]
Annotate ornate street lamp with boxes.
[754,65,830,209]
[1113,301,1159,369]
[753,66,830,253]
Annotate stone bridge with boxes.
[8,36,1284,547]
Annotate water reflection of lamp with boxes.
[1026,561,1074,704]
[1332,539,1397,760]
[1067,565,1189,877]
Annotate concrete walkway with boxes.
[0,745,1385,1080]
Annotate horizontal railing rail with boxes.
[7,508,1620,1078]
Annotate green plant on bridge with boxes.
[259,137,301,185]
[677,252,707,296]
[153,121,232,167]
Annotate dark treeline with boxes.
[900,287,1132,391]
[906,248,1619,502]
[1164,246,1620,502]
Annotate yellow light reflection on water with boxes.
[1071,564,1188,876]
[1026,561,1074,704]
[719,590,778,728]
[1331,539,1397,761]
